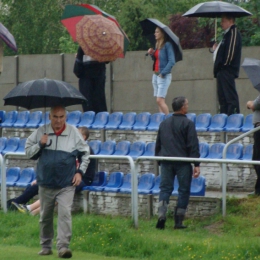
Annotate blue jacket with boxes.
[152,42,175,76]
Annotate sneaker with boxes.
[11,202,29,213]
[38,248,53,255]
[58,248,72,258]
[156,218,166,230]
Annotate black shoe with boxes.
[7,199,17,210]
[156,218,166,230]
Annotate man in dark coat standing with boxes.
[212,14,242,116]
[155,96,200,230]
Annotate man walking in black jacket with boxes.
[212,14,242,115]
[155,96,200,230]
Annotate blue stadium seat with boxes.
[26,111,42,128]
[128,141,146,159]
[0,137,7,153]
[118,173,132,193]
[113,141,131,156]
[190,176,206,196]
[88,140,101,155]
[13,111,30,128]
[172,176,179,196]
[199,142,209,158]
[90,112,109,129]
[1,110,18,128]
[241,114,253,132]
[118,112,136,130]
[151,175,161,195]
[226,143,243,160]
[142,142,155,156]
[105,112,123,130]
[15,167,35,187]
[132,112,151,131]
[0,110,6,124]
[99,140,116,155]
[1,137,20,155]
[206,143,225,159]
[16,138,27,153]
[186,113,196,124]
[224,114,244,132]
[242,144,253,161]
[5,167,20,186]
[138,173,155,194]
[146,113,165,131]
[77,111,95,128]
[165,113,173,120]
[82,171,108,191]
[195,113,211,131]
[39,111,50,127]
[208,114,227,132]
[66,110,81,126]
[103,172,124,192]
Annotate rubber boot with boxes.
[174,207,187,229]
[156,201,168,230]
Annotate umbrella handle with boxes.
[45,139,52,147]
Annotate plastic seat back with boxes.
[16,138,27,153]
[0,137,7,153]
[138,173,155,194]
[78,111,95,128]
[190,176,206,196]
[6,167,20,186]
[224,114,244,132]
[1,110,18,127]
[186,113,196,124]
[26,111,42,128]
[172,176,179,196]
[242,144,253,160]
[199,142,209,158]
[13,111,30,128]
[16,167,35,187]
[226,143,243,160]
[208,114,227,132]
[151,175,161,194]
[90,112,109,129]
[241,114,253,132]
[103,172,124,192]
[206,143,225,159]
[146,113,165,131]
[39,111,50,127]
[88,140,102,155]
[142,142,155,156]
[2,137,20,155]
[195,113,211,131]
[128,141,146,159]
[118,112,136,130]
[113,141,131,156]
[99,140,116,155]
[165,113,173,119]
[119,173,132,193]
[66,110,81,126]
[82,171,108,191]
[132,112,151,131]
[0,110,6,124]
[105,112,123,130]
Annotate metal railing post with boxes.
[0,154,6,212]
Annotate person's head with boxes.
[78,127,89,141]
[155,27,167,49]
[221,14,235,30]
[49,106,66,132]
[172,96,188,114]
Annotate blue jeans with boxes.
[159,162,192,209]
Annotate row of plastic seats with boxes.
[199,142,253,160]
[189,113,253,132]
[82,172,206,196]
[0,137,27,155]
[0,167,35,187]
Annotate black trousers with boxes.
[13,184,39,204]
[253,128,260,194]
[216,70,240,115]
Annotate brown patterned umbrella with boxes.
[76,15,124,62]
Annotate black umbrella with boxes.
[140,18,183,62]
[0,23,17,52]
[242,58,260,92]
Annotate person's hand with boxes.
[40,134,48,146]
[212,42,218,51]
[31,180,37,186]
[193,166,200,178]
[72,173,82,186]
[247,101,255,111]
[158,74,164,78]
[147,48,154,55]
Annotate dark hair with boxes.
[222,13,235,22]
[78,126,89,140]
[172,96,187,112]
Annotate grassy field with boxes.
[1,197,260,260]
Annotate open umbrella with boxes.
[140,18,183,62]
[182,1,252,41]
[61,4,129,58]
[76,15,124,62]
[242,58,260,92]
[0,23,17,52]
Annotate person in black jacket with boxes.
[211,14,242,116]
[155,96,200,230]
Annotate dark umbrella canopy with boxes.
[0,23,17,52]
[140,18,183,62]
[242,58,260,92]
[3,78,87,109]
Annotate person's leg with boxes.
[216,72,228,114]
[253,130,260,194]
[156,97,169,115]
[28,199,41,212]
[12,184,39,204]
[79,77,94,112]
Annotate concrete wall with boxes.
[0,47,259,115]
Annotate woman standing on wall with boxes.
[147,27,175,115]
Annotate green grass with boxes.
[1,197,260,260]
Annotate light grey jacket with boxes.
[25,123,90,188]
